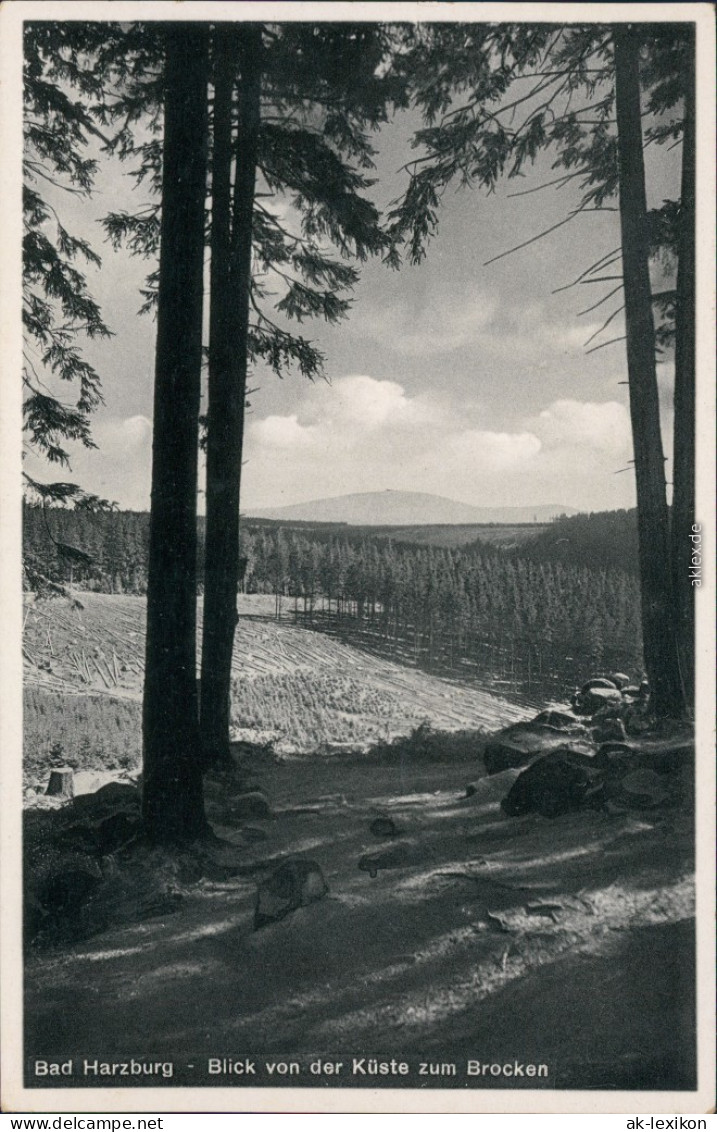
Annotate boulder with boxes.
[236,780,264,797]
[593,717,628,744]
[572,685,624,716]
[254,858,328,929]
[137,890,184,921]
[581,677,619,692]
[597,737,693,778]
[646,741,694,774]
[603,769,675,812]
[595,742,638,773]
[359,844,412,878]
[231,791,271,820]
[54,810,141,856]
[462,768,523,808]
[621,769,673,804]
[500,751,602,819]
[609,672,631,690]
[532,709,584,732]
[240,826,269,843]
[623,705,653,736]
[483,721,590,775]
[53,822,101,854]
[370,816,398,838]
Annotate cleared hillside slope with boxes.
[23,593,530,778]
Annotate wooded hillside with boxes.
[511,510,639,575]
[23,505,643,698]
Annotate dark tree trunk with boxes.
[200,25,262,766]
[670,33,696,713]
[142,26,209,843]
[613,26,686,719]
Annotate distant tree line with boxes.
[24,505,643,697]
[512,509,639,576]
[22,506,640,591]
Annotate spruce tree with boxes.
[100,21,404,766]
[200,24,263,766]
[141,24,210,844]
[22,23,116,523]
[613,24,684,717]
[670,31,696,711]
[390,22,695,718]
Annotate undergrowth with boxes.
[24,689,142,783]
[229,670,405,751]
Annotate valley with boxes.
[20,592,696,1095]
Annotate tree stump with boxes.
[46,768,74,798]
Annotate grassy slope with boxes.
[23,593,530,783]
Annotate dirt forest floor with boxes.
[24,750,695,1093]
[21,593,697,1095]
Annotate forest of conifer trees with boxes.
[23,505,643,699]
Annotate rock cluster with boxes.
[482,717,590,775]
[481,673,692,821]
[24,668,692,950]
[24,779,143,947]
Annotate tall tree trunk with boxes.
[613,25,685,719]
[200,25,262,766]
[670,32,696,713]
[142,25,209,843]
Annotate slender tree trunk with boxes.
[613,25,685,719]
[200,25,262,766]
[671,34,696,713]
[142,26,209,843]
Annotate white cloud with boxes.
[242,375,637,513]
[304,375,424,430]
[533,399,632,451]
[254,414,316,450]
[326,375,425,428]
[448,429,542,469]
[93,415,153,455]
[58,387,638,515]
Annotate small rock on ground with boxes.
[254,858,328,930]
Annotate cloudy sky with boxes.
[25,21,682,516]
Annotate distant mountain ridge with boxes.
[247,490,577,527]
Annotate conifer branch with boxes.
[578,284,623,316]
[583,303,625,346]
[585,334,627,355]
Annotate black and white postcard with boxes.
[1,0,715,1115]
